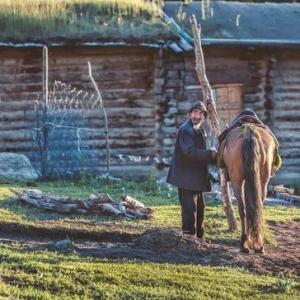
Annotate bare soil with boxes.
[0,221,299,276]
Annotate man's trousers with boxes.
[178,188,205,238]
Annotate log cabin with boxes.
[0,1,299,184]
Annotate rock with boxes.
[0,153,38,180]
[47,239,74,251]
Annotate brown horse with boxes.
[222,123,279,254]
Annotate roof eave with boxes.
[0,41,164,48]
[200,38,300,49]
[1,38,300,51]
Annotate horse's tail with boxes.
[242,131,264,250]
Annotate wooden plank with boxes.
[268,184,294,195]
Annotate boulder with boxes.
[0,153,38,180]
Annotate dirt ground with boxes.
[0,220,299,276]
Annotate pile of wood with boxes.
[267,184,300,206]
[9,188,154,220]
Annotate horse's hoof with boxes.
[254,247,265,255]
[240,247,250,253]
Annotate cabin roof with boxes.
[1,1,300,51]
[164,1,300,50]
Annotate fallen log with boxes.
[125,209,152,220]
[19,194,78,213]
[98,203,125,216]
[84,193,114,210]
[268,184,295,195]
[9,188,153,220]
[121,195,145,208]
[275,192,300,205]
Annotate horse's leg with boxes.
[253,166,271,254]
[251,135,276,255]
[253,209,265,254]
[231,182,250,253]
[224,136,250,253]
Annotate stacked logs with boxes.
[10,188,154,220]
[267,184,300,206]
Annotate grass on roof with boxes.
[0,0,174,43]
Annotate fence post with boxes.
[41,46,49,177]
[88,61,111,180]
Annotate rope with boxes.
[238,123,259,139]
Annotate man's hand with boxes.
[211,150,218,159]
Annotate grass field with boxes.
[0,176,299,299]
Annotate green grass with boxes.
[0,177,299,299]
[0,245,299,300]
[0,0,173,43]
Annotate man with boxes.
[166,101,217,239]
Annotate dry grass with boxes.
[0,0,173,43]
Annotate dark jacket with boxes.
[167,119,216,191]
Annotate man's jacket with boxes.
[166,119,216,191]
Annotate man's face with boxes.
[189,108,206,126]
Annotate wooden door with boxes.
[184,83,243,147]
[214,84,243,131]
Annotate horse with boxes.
[220,113,280,254]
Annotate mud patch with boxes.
[0,222,299,276]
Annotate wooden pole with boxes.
[87,61,110,179]
[190,15,237,231]
[41,46,49,177]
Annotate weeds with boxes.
[0,0,172,42]
[140,168,160,194]
[274,272,296,293]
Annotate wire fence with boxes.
[30,80,105,179]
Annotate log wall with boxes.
[0,45,299,183]
[159,46,300,184]
[272,51,300,183]
[0,46,158,178]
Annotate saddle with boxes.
[217,109,282,174]
[218,109,266,145]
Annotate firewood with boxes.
[75,209,88,214]
[19,194,41,207]
[126,209,152,220]
[98,203,124,216]
[139,207,155,214]
[121,195,145,208]
[9,188,21,197]
[117,201,127,214]
[275,192,300,205]
[10,188,154,219]
[91,193,113,203]
[20,194,78,213]
[84,193,114,211]
[43,194,82,205]
[24,189,82,205]
[24,189,43,199]
[42,194,70,203]
[268,184,295,195]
